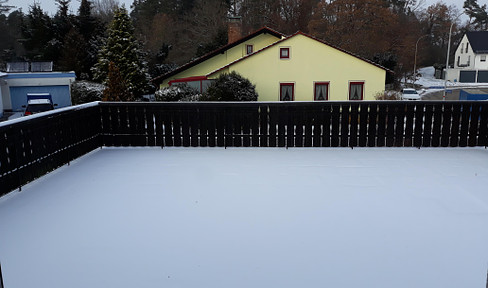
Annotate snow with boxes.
[1,147,488,288]
[415,66,488,89]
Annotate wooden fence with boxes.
[1,101,488,196]
[100,101,488,149]
[0,104,101,196]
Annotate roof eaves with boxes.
[151,26,284,85]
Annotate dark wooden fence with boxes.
[2,101,488,196]
[100,101,488,149]
[0,104,101,196]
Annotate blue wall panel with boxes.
[10,86,71,111]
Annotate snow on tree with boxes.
[201,72,258,101]
[92,7,150,100]
[71,80,105,104]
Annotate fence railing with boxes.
[1,101,488,196]
[100,101,488,149]
[0,104,101,196]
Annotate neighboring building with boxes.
[446,31,488,83]
[153,28,388,101]
[1,62,75,112]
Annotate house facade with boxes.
[153,28,388,101]
[446,31,488,83]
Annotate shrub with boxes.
[155,84,201,102]
[71,81,105,105]
[375,90,401,100]
[201,71,258,101]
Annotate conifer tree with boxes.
[92,7,149,99]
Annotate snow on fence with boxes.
[1,101,488,196]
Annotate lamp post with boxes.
[414,34,429,86]
[443,11,466,100]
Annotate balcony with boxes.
[1,101,488,288]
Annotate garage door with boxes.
[9,86,71,111]
[459,71,476,83]
[477,71,488,83]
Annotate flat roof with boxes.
[1,147,487,287]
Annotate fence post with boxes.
[0,261,4,288]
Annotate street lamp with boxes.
[414,34,429,86]
[443,11,467,100]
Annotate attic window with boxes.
[461,43,464,54]
[246,44,253,55]
[481,55,486,62]
[466,43,468,53]
[280,47,290,59]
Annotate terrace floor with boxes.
[1,147,488,288]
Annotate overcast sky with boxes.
[6,0,134,15]
[6,0,467,16]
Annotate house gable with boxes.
[152,27,283,87]
[207,33,387,101]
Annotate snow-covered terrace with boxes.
[1,101,488,287]
[1,147,488,288]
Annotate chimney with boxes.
[228,16,242,44]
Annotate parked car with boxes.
[401,88,421,100]
[23,99,56,116]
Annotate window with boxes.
[481,55,486,62]
[466,43,469,53]
[314,82,329,101]
[457,56,460,66]
[461,43,464,54]
[246,44,253,55]
[349,82,364,100]
[280,83,294,101]
[280,47,290,59]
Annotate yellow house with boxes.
[153,29,388,101]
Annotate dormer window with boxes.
[280,47,290,59]
[246,44,253,55]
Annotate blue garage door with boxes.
[10,85,71,111]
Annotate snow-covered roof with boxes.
[1,147,487,288]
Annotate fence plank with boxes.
[431,104,442,147]
[468,103,480,147]
[404,103,415,147]
[340,103,350,147]
[423,104,433,147]
[440,103,452,147]
[459,102,470,147]
[376,104,387,147]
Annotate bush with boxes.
[375,90,401,100]
[201,71,258,101]
[155,84,201,102]
[71,81,105,104]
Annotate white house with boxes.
[446,31,488,83]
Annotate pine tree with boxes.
[92,7,149,99]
